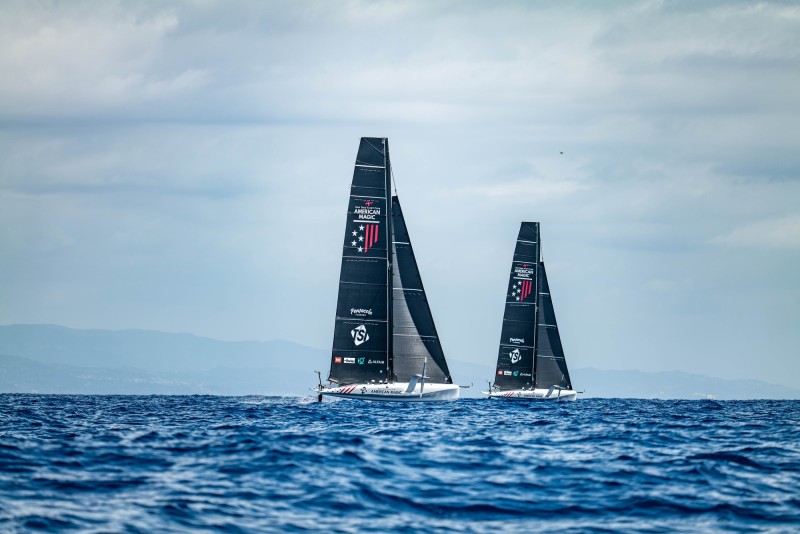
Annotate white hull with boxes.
[318,382,460,402]
[483,388,578,401]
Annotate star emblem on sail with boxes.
[510,279,533,301]
[351,223,379,253]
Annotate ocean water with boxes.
[0,395,798,533]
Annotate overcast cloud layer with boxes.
[1,1,798,388]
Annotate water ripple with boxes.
[0,395,798,532]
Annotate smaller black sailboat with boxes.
[484,222,577,401]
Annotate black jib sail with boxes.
[329,138,392,385]
[534,262,572,389]
[493,222,572,390]
[494,222,540,389]
[391,196,452,384]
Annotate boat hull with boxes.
[483,388,577,401]
[319,382,460,402]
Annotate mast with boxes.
[531,230,541,386]
[385,139,394,382]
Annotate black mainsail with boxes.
[494,222,539,389]
[494,222,572,390]
[328,138,452,386]
[329,138,392,385]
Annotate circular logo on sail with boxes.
[351,324,369,346]
[509,348,521,364]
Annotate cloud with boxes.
[460,176,586,201]
[0,2,208,114]
[1,0,799,388]
[713,214,800,249]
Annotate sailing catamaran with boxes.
[314,137,459,402]
[485,222,578,401]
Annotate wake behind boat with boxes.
[314,137,459,402]
[484,222,578,401]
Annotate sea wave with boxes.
[0,395,798,532]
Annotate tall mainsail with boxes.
[329,138,392,385]
[494,222,540,389]
[534,262,572,389]
[391,197,453,383]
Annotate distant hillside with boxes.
[1,325,798,399]
[0,353,207,395]
[0,324,323,372]
[0,324,328,395]
[570,367,800,400]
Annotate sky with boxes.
[1,0,798,388]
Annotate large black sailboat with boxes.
[315,137,459,401]
[485,222,577,401]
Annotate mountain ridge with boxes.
[1,324,797,399]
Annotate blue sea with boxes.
[0,396,798,532]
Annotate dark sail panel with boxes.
[329,350,389,384]
[329,138,391,385]
[534,262,572,389]
[351,166,387,203]
[495,345,534,385]
[333,320,388,354]
[391,196,452,383]
[494,222,540,389]
[356,137,387,167]
[342,196,387,258]
[334,283,388,323]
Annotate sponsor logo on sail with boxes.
[350,222,380,253]
[351,324,369,346]
[344,357,356,364]
[513,264,534,279]
[513,371,519,377]
[334,356,342,364]
[358,357,365,365]
[509,337,525,344]
[350,308,373,317]
[510,278,534,302]
[503,370,512,376]
[353,203,381,220]
[509,348,522,364]
[367,359,385,365]
[497,370,503,376]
